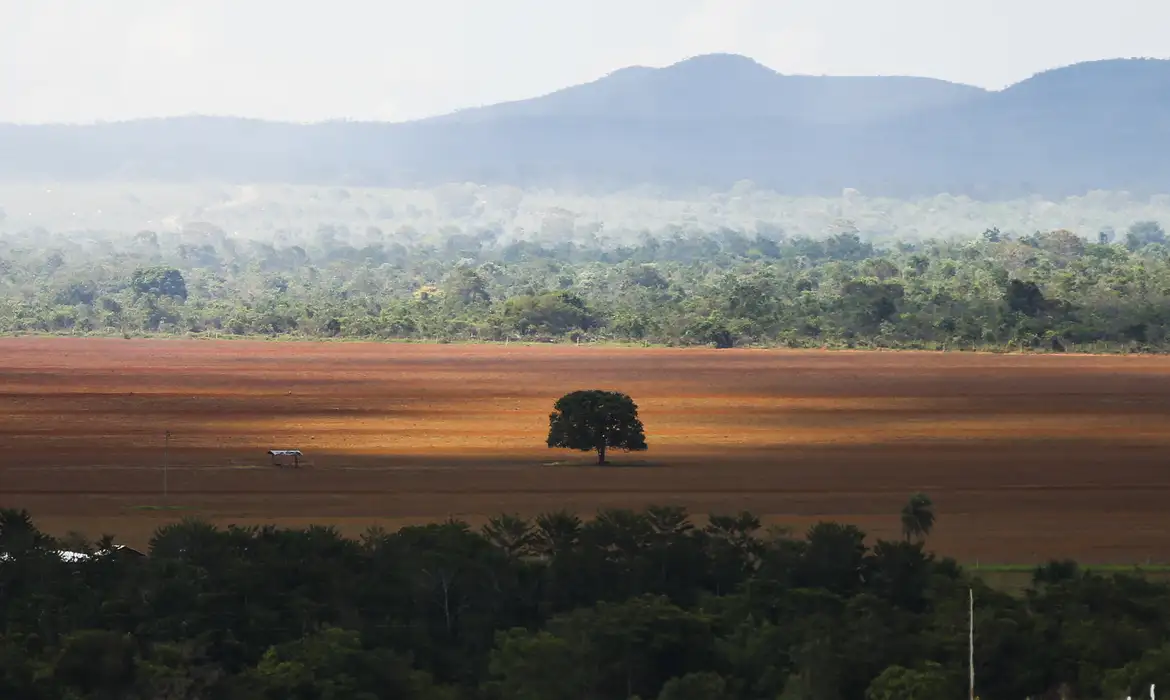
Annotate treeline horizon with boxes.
[5,182,1170,245]
[5,218,1170,352]
[2,504,1168,699]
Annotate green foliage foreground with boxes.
[2,506,1168,700]
[6,221,1170,351]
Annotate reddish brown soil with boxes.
[3,337,1170,563]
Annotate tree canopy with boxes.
[2,215,1170,352]
[0,504,1167,700]
[547,390,648,465]
[900,493,935,543]
[129,266,188,300]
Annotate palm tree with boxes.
[900,493,936,542]
[533,510,583,558]
[482,513,536,559]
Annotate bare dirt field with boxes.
[3,336,1170,564]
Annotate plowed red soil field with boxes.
[3,336,1170,563]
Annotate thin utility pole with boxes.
[163,430,170,501]
[969,587,975,700]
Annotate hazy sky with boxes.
[3,0,1166,124]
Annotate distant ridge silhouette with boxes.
[1,54,1168,197]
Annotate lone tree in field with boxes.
[900,492,935,542]
[547,390,647,465]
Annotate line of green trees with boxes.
[2,502,1169,700]
[3,222,1170,350]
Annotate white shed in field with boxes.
[268,449,303,468]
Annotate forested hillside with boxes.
[3,216,1170,352]
[1,506,1167,699]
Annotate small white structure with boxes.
[268,449,304,468]
[1,544,144,563]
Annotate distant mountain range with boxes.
[2,53,1169,197]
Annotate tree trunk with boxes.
[597,444,607,465]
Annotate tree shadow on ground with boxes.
[541,458,667,469]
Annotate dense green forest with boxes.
[1,504,1168,699]
[3,216,1170,351]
